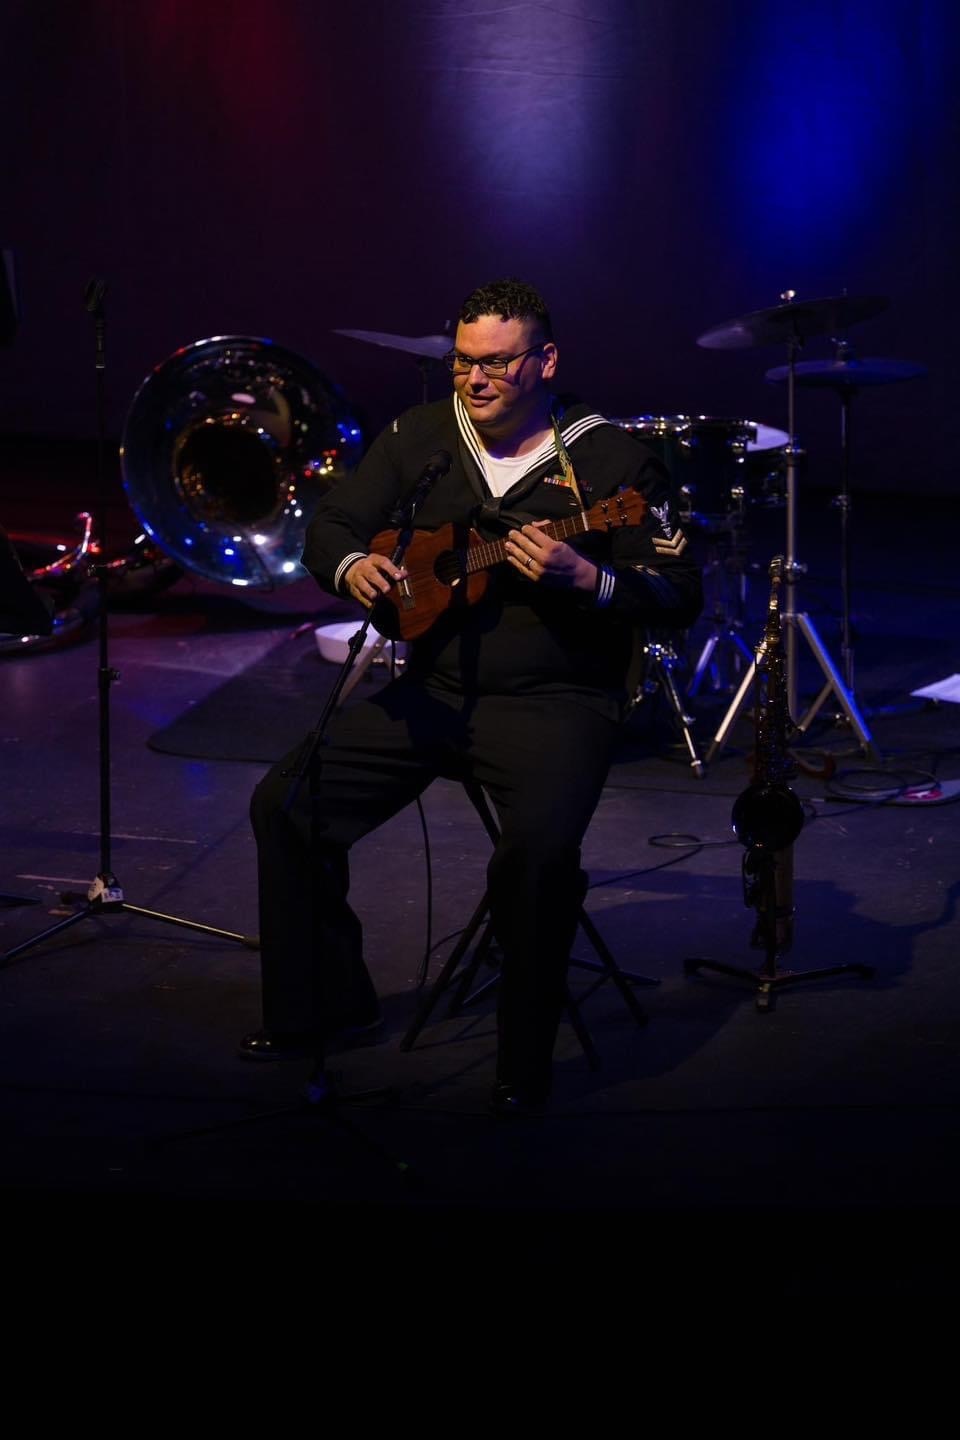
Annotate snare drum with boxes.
[612,415,761,528]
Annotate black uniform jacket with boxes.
[302,396,703,704]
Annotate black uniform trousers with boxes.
[250,674,622,1091]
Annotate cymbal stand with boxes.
[415,356,439,407]
[2,282,258,968]
[706,304,877,763]
[835,345,856,696]
[826,347,919,721]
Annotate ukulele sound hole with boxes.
[434,550,465,589]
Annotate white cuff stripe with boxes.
[335,552,368,591]
[596,566,616,607]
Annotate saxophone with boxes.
[730,558,806,962]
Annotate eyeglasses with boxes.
[443,342,548,378]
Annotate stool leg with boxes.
[563,987,601,1070]
[404,785,652,1066]
[448,914,499,1013]
[573,909,655,1024]
[400,890,490,1051]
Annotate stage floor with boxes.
[2,463,960,1295]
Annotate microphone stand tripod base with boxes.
[1,871,258,967]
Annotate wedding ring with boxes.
[526,556,533,568]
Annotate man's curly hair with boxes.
[458,279,553,340]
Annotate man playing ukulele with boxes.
[242,280,701,1112]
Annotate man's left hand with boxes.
[505,521,597,592]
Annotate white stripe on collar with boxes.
[454,395,610,484]
[561,413,611,445]
[453,394,486,473]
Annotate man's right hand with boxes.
[344,554,407,608]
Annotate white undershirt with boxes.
[480,436,556,497]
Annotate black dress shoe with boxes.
[489,1082,550,1117]
[237,1030,323,1062]
[238,1008,384,1061]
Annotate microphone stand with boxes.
[2,281,258,968]
[110,479,444,1185]
[279,456,446,1102]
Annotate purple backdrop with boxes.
[2,0,958,496]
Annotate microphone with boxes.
[389,449,451,527]
[83,277,106,314]
[414,448,451,496]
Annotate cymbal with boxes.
[765,356,927,389]
[697,294,889,350]
[333,328,451,360]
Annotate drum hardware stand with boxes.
[686,495,755,701]
[705,295,877,764]
[687,618,754,700]
[2,282,258,969]
[631,633,704,777]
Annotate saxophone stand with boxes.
[686,558,875,1010]
[698,292,880,765]
[685,822,874,1013]
[2,281,258,970]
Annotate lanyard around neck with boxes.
[551,413,586,509]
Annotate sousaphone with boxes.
[120,335,364,589]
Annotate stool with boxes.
[400,781,659,1068]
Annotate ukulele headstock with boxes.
[587,488,647,532]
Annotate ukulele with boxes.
[368,487,647,641]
